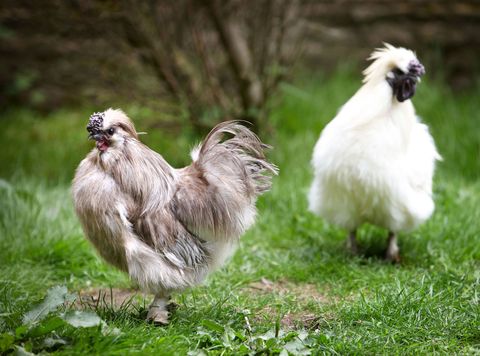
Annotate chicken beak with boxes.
[387,60,426,103]
[88,133,104,141]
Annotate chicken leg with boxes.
[147,292,171,325]
[385,231,400,263]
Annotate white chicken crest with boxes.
[308,44,441,262]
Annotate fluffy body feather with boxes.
[308,44,440,260]
[72,110,277,322]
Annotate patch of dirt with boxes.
[244,278,331,304]
[243,278,338,330]
[253,305,333,330]
[279,311,320,329]
[254,305,337,330]
[75,287,148,310]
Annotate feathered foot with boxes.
[385,231,401,263]
[346,230,359,255]
[147,294,172,325]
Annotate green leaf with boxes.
[265,337,278,349]
[237,344,250,354]
[26,316,65,338]
[201,319,224,333]
[297,330,309,341]
[15,325,28,339]
[22,286,76,325]
[0,332,15,353]
[187,351,207,356]
[233,329,247,341]
[14,345,35,356]
[283,338,310,355]
[222,326,236,347]
[42,336,68,349]
[61,310,102,328]
[257,329,276,341]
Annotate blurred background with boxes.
[1,1,479,120]
[0,0,479,180]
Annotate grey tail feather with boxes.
[198,120,278,195]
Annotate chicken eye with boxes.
[107,128,115,135]
[392,68,404,76]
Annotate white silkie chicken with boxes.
[308,44,441,262]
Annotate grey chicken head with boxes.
[86,109,138,152]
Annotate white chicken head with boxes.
[363,43,425,102]
[86,109,138,152]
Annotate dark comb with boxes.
[408,60,425,77]
[87,112,105,134]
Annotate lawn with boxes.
[1,69,479,354]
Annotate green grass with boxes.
[1,69,479,354]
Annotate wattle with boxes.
[97,140,109,152]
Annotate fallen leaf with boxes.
[23,286,76,325]
[62,310,102,328]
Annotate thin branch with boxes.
[201,0,264,122]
